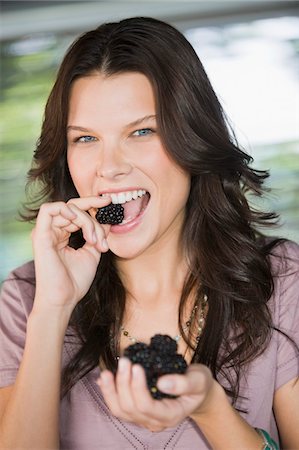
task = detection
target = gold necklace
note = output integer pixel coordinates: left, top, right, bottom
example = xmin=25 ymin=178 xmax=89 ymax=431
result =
xmin=120 ymin=294 xmax=208 ymax=345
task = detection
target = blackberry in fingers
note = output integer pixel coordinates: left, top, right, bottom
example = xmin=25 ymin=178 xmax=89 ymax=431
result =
xmin=96 ymin=203 xmax=124 ymax=225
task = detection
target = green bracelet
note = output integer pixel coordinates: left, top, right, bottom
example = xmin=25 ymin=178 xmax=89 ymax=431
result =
xmin=255 ymin=428 xmax=280 ymax=450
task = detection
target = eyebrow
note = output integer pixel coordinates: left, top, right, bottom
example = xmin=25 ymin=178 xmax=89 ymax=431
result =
xmin=67 ymin=125 xmax=91 ymax=133
xmin=126 ymin=114 xmax=157 ymax=128
xmin=67 ymin=114 xmax=157 ymax=133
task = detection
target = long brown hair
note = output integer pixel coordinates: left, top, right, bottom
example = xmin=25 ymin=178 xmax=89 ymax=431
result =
xmin=24 ymin=17 xmax=283 ymax=405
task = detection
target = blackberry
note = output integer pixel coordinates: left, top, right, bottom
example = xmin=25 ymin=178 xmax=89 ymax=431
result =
xmin=96 ymin=203 xmax=124 ymax=225
xmin=150 ymin=334 xmax=178 ymax=355
xmin=123 ymin=334 xmax=188 ymax=400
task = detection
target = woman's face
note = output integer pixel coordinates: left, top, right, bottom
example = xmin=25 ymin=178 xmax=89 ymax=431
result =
xmin=67 ymin=72 xmax=190 ymax=258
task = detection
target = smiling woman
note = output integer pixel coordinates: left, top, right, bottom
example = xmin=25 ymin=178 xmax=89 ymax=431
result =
xmin=0 ymin=16 xmax=298 ymax=450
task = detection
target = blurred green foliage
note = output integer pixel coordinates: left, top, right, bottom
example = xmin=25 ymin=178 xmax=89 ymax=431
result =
xmin=0 ymin=36 xmax=60 ymax=280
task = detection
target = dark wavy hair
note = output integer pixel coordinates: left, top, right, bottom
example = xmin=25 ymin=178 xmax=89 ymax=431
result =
xmin=24 ymin=17 xmax=282 ymax=405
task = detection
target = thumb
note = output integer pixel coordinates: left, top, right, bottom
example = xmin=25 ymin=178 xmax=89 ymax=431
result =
xmin=157 ymin=364 xmax=213 ymax=396
xmin=101 ymin=223 xmax=111 ymax=237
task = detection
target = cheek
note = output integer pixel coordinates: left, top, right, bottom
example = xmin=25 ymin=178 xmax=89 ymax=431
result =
xmin=158 ymin=154 xmax=190 ymax=195
xmin=150 ymin=146 xmax=183 ymax=179
xmin=166 ymin=169 xmax=190 ymax=210
xmin=67 ymin=153 xmax=92 ymax=194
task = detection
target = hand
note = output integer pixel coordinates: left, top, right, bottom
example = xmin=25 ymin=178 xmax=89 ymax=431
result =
xmin=31 ymin=196 xmax=111 ymax=314
xmin=97 ymin=358 xmax=219 ymax=432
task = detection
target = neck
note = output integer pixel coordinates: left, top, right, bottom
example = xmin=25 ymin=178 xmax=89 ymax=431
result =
xmin=116 ymin=231 xmax=188 ymax=309
xmin=114 ymin=225 xmax=197 ymax=350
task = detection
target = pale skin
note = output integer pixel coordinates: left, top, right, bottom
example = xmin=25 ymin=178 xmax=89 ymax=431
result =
xmin=0 ymin=72 xmax=298 ymax=449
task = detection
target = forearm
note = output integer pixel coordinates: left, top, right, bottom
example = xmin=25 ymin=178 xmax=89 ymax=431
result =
xmin=0 ymin=305 xmax=70 ymax=449
xmin=191 ymin=381 xmax=264 ymax=450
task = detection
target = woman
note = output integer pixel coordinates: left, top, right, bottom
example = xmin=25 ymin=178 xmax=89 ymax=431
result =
xmin=0 ymin=17 xmax=298 ymax=449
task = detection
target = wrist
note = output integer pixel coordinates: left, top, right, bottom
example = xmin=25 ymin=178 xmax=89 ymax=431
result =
xmin=29 ymin=302 xmax=72 ymax=335
xmin=190 ymin=382 xmax=265 ymax=450
xmin=190 ymin=379 xmax=227 ymax=423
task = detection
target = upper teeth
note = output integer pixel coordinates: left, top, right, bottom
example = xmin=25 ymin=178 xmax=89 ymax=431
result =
xmin=101 ymin=189 xmax=146 ymax=204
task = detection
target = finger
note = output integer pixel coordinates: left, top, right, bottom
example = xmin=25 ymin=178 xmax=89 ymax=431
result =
xmin=67 ymin=201 xmax=111 ymax=251
xmin=67 ymin=195 xmax=111 ymax=212
xmin=51 ymin=215 xmax=76 ymax=230
xmin=77 ymin=198 xmax=112 ymax=245
xmin=53 ymin=211 xmax=109 ymax=253
xmin=130 ymin=364 xmax=157 ymax=414
xmin=157 ymin=364 xmax=213 ymax=397
xmin=114 ymin=358 xmax=137 ymax=413
xmin=89 ymin=217 xmax=110 ymax=253
xmin=130 ymin=365 xmax=174 ymax=429
xmin=35 ymin=202 xmax=77 ymax=235
xmin=97 ymin=370 xmax=124 ymax=418
xmin=67 ymin=203 xmax=97 ymax=245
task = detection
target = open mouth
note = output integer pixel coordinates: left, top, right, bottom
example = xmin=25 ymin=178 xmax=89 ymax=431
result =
xmin=99 ymin=189 xmax=150 ymax=226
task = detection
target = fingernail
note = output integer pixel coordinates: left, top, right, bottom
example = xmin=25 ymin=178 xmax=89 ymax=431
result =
xmin=118 ymin=357 xmax=129 ymax=373
xmin=132 ymin=364 xmax=143 ymax=378
xmin=157 ymin=378 xmax=174 ymax=392
xmin=102 ymin=238 xmax=109 ymax=250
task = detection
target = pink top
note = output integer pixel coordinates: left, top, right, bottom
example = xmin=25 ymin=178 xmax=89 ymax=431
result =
xmin=0 ymin=241 xmax=298 ymax=449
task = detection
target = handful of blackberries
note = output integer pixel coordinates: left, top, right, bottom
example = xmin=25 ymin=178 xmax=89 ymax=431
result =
xmin=123 ymin=334 xmax=188 ymax=399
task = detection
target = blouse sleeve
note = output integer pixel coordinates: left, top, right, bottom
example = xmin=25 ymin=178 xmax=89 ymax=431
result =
xmin=272 ymin=241 xmax=299 ymax=390
xmin=0 ymin=262 xmax=35 ymax=387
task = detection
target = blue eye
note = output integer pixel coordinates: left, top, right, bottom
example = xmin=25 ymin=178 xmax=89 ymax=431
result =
xmin=132 ymin=128 xmax=154 ymax=137
xmin=76 ymin=135 xmax=97 ymax=143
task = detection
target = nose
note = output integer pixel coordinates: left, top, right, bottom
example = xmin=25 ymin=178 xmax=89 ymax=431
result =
xmin=96 ymin=142 xmax=132 ymax=180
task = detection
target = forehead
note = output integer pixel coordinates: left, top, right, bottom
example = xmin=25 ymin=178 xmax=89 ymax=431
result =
xmin=68 ymin=72 xmax=157 ymax=127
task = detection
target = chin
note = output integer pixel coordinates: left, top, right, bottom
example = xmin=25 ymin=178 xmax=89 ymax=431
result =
xmin=107 ymin=236 xmax=153 ymax=260
xmin=108 ymin=245 xmax=143 ymax=260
